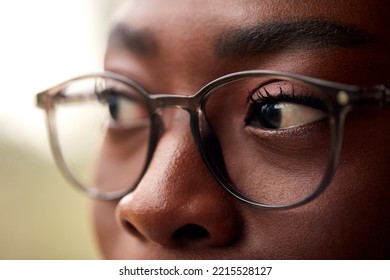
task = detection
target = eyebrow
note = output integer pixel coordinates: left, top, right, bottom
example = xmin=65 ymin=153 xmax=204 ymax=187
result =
xmin=215 ymin=20 xmax=375 ymax=57
xmin=107 ymin=24 xmax=158 ymax=55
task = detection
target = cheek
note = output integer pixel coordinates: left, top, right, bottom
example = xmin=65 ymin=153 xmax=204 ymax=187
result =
xmin=91 ymin=200 xmax=123 ymax=259
xmin=242 ymin=185 xmax=389 ymax=259
xmin=338 ymin=109 xmax=390 ymax=197
xmin=238 ymin=203 xmax=340 ymax=259
xmin=299 ymin=109 xmax=390 ymax=256
xmin=241 ymin=109 xmax=390 ymax=259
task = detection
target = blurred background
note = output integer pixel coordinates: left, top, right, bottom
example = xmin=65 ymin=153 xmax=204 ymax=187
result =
xmin=0 ymin=0 xmax=119 ymax=259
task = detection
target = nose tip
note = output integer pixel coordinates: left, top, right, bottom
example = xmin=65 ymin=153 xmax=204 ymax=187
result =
xmin=117 ymin=188 xmax=242 ymax=248
xmin=120 ymin=219 xmax=212 ymax=247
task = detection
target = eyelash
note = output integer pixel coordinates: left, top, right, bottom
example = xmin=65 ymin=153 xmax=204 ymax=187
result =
xmin=249 ymin=83 xmax=326 ymax=106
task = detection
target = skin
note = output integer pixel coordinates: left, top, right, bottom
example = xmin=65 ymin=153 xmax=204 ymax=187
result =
xmin=92 ymin=0 xmax=390 ymax=259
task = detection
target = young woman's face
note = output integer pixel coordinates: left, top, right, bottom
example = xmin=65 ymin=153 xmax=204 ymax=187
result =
xmin=92 ymin=0 xmax=390 ymax=259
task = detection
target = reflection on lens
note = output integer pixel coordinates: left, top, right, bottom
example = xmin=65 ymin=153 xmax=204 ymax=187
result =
xmin=52 ymin=77 xmax=151 ymax=198
xmin=202 ymin=77 xmax=332 ymax=206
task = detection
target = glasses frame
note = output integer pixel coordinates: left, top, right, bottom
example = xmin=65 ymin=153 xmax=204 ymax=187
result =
xmin=36 ymin=70 xmax=390 ymax=209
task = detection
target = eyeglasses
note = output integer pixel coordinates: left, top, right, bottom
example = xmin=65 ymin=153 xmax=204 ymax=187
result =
xmin=36 ymin=70 xmax=390 ymax=209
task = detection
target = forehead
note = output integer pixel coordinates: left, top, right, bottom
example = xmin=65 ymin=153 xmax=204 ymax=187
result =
xmin=111 ymin=0 xmax=389 ymax=56
xmin=113 ymin=0 xmax=389 ymax=28
xmin=106 ymin=0 xmax=389 ymax=89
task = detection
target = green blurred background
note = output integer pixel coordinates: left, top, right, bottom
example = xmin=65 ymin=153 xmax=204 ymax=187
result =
xmin=0 ymin=0 xmax=119 ymax=259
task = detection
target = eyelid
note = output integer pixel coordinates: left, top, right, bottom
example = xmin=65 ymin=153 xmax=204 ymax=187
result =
xmin=250 ymin=93 xmax=327 ymax=111
xmin=99 ymin=87 xmax=146 ymax=105
xmin=248 ymin=81 xmax=328 ymax=112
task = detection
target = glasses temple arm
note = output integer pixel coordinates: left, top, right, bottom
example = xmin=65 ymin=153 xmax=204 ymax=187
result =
xmin=36 ymin=90 xmax=101 ymax=110
xmin=353 ymin=85 xmax=390 ymax=106
xmin=383 ymin=85 xmax=390 ymax=105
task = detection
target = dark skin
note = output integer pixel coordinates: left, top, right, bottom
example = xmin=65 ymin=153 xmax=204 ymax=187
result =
xmin=92 ymin=0 xmax=390 ymax=259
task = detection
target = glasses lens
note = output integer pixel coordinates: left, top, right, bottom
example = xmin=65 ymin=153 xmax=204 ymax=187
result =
xmin=202 ymin=76 xmax=332 ymax=207
xmin=52 ymin=76 xmax=151 ymax=198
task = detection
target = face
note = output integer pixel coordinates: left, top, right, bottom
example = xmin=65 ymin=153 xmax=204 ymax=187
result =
xmin=92 ymin=0 xmax=390 ymax=259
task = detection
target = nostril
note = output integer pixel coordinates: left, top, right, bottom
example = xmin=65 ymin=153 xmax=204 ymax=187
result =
xmin=173 ymin=224 xmax=209 ymax=242
xmin=122 ymin=220 xmax=146 ymax=241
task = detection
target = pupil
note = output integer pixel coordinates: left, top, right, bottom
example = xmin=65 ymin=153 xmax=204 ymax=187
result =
xmin=258 ymin=103 xmax=282 ymax=129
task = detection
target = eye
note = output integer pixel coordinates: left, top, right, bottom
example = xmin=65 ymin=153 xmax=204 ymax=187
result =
xmin=246 ymin=82 xmax=328 ymax=130
xmin=107 ymin=94 xmax=132 ymax=122
xmin=100 ymin=88 xmax=149 ymax=127
xmin=250 ymin=102 xmax=327 ymax=129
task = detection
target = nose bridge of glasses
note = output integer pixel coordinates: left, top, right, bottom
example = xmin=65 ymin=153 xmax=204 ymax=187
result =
xmin=151 ymin=94 xmax=198 ymax=112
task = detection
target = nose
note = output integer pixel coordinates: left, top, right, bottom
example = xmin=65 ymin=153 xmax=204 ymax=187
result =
xmin=116 ymin=110 xmax=242 ymax=248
